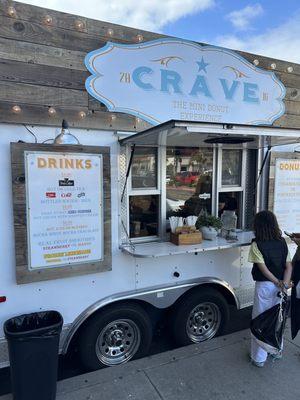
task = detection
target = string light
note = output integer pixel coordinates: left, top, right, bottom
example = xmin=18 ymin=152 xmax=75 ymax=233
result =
xmin=48 ymin=107 xmax=56 ymax=117
xmin=75 ymin=20 xmax=85 ymax=31
xmin=270 ymin=63 xmax=276 ymax=70
xmin=12 ymin=105 xmax=22 ymax=114
xmin=253 ymin=59 xmax=259 ymax=66
xmin=287 ymin=66 xmax=294 ymax=73
xmin=78 ymin=111 xmax=87 ymax=119
xmin=7 ymin=6 xmax=17 ymax=17
xmin=136 ymin=34 xmax=144 ymax=42
xmin=290 ymin=90 xmax=298 ymax=99
xmin=44 ymin=15 xmax=53 ymax=25
xmin=107 ymin=28 xmax=114 ymax=37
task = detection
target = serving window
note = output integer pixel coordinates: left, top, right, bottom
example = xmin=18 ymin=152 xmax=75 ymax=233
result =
xmin=127 ymin=144 xmax=248 ymax=242
xmin=166 ymin=147 xmax=214 ymax=218
xmin=131 ymin=147 xmax=158 ymax=189
xmin=218 ymin=148 xmax=245 ymax=228
xmin=221 ymin=149 xmax=242 ymax=187
xmin=129 ymin=195 xmax=159 ymax=238
xmin=128 ymin=146 xmax=160 ymax=240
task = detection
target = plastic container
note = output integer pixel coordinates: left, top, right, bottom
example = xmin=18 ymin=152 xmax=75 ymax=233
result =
xmin=4 ymin=310 xmax=63 ymax=400
xmin=220 ymin=210 xmax=237 ymax=238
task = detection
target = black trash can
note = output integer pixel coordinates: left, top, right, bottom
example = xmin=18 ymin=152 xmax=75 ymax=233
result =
xmin=4 ymin=310 xmax=63 ymax=400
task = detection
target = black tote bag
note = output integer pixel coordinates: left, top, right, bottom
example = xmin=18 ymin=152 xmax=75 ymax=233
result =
xmin=251 ymin=292 xmax=289 ymax=354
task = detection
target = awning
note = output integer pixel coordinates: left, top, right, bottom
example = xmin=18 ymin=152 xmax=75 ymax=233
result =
xmin=119 ymin=120 xmax=300 ymax=149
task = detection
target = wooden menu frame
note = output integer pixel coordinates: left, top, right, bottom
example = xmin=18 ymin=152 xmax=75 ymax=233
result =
xmin=11 ymin=142 xmax=111 ymax=284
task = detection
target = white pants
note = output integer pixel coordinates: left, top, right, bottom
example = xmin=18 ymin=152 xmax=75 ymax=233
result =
xmin=251 ymin=281 xmax=281 ymax=363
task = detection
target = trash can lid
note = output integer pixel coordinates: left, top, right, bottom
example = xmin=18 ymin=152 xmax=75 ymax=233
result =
xmin=4 ymin=310 xmax=63 ymax=338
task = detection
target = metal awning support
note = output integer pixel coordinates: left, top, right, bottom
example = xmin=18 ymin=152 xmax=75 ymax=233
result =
xmin=255 ymin=145 xmax=272 ymax=189
xmin=121 ymin=144 xmax=135 ymax=203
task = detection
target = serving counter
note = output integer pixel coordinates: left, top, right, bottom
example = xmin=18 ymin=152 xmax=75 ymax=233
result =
xmin=121 ymin=231 xmax=254 ymax=258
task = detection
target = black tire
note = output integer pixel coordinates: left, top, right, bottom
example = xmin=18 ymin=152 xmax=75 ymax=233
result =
xmin=78 ymin=302 xmax=152 ymax=370
xmin=172 ymin=287 xmax=229 ymax=346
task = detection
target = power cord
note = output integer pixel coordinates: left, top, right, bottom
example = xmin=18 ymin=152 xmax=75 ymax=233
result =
xmin=22 ymin=124 xmax=37 ymax=143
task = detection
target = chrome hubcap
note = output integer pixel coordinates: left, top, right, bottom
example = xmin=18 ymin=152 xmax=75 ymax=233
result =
xmin=96 ymin=319 xmax=140 ymax=366
xmin=186 ymin=302 xmax=221 ymax=342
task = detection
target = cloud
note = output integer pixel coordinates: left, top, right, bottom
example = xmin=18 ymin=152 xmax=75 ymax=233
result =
xmin=19 ymin=0 xmax=215 ymax=31
xmin=215 ymin=12 xmax=300 ymax=63
xmin=225 ymin=3 xmax=263 ymax=31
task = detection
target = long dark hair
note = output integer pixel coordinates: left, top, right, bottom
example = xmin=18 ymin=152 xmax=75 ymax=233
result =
xmin=254 ymin=210 xmax=282 ymax=241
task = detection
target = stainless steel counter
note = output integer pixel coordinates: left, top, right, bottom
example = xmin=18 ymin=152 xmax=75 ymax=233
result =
xmin=121 ymin=231 xmax=254 ymax=258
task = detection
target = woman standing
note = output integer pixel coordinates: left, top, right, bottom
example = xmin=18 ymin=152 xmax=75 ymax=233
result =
xmin=248 ymin=211 xmax=293 ymax=367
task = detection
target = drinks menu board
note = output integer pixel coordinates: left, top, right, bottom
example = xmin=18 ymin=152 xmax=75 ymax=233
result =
xmin=25 ymin=151 xmax=103 ymax=270
xmin=273 ymin=158 xmax=300 ymax=234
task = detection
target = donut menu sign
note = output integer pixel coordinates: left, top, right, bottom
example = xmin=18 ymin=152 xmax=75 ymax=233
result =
xmin=273 ymin=158 xmax=300 ymax=234
xmin=25 ymin=151 xmax=103 ymax=270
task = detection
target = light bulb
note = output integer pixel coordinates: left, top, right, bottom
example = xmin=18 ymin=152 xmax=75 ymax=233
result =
xmin=287 ymin=66 xmax=293 ymax=73
xmin=107 ymin=28 xmax=114 ymax=36
xmin=54 ymin=119 xmax=80 ymax=145
xmin=136 ymin=34 xmax=144 ymax=42
xmin=79 ymin=111 xmax=87 ymax=119
xmin=110 ymin=114 xmax=116 ymax=121
xmin=12 ymin=105 xmax=21 ymax=114
xmin=270 ymin=63 xmax=276 ymax=70
xmin=7 ymin=6 xmax=17 ymax=17
xmin=75 ymin=20 xmax=85 ymax=31
xmin=48 ymin=107 xmax=56 ymax=116
xmin=44 ymin=15 xmax=53 ymax=25
xmin=253 ymin=59 xmax=259 ymax=66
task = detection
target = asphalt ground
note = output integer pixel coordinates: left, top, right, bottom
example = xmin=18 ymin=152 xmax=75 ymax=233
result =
xmin=0 ymin=305 xmax=252 ymax=396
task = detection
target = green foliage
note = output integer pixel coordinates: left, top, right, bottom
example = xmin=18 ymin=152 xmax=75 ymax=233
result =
xmin=196 ymin=212 xmax=222 ymax=230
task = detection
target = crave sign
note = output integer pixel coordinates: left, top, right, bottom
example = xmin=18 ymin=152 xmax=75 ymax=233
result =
xmin=25 ymin=151 xmax=103 ymax=270
xmin=85 ymin=39 xmax=285 ymax=126
xmin=273 ymin=159 xmax=300 ymax=234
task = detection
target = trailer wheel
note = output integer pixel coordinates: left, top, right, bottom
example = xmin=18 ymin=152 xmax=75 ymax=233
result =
xmin=78 ymin=302 xmax=152 ymax=370
xmin=172 ymin=288 xmax=229 ymax=346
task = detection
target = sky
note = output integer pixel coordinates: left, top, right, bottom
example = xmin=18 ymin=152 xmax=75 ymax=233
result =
xmin=18 ymin=0 xmax=300 ymax=63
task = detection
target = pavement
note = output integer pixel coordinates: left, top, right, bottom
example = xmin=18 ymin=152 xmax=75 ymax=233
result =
xmin=1 ymin=323 xmax=300 ymax=400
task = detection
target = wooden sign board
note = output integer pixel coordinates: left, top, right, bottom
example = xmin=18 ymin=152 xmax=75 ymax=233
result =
xmin=11 ymin=142 xmax=111 ymax=284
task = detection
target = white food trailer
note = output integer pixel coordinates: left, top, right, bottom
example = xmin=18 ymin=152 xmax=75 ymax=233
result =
xmin=0 ymin=2 xmax=300 ymax=371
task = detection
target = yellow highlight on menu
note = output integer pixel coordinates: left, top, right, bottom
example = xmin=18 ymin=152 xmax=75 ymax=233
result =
xmin=44 ymin=249 xmax=91 ymax=259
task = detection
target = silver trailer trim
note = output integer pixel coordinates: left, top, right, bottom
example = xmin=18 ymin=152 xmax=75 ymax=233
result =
xmin=61 ymin=277 xmax=239 ymax=354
